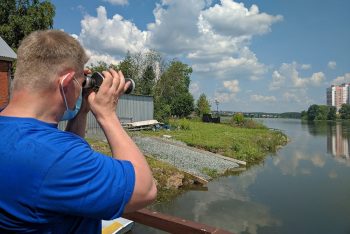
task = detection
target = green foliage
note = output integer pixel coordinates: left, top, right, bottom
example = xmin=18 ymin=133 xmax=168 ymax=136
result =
xmin=154 ymin=98 xmax=171 ymax=123
xmin=231 ymin=113 xmax=244 ymax=125
xmin=307 ymin=104 xmax=320 ymax=121
xmin=142 ymin=119 xmax=288 ymax=163
xmin=315 ymin=105 xmax=329 ymax=121
xmin=201 ymin=167 xmax=219 ymax=178
xmin=279 ymin=112 xmax=301 ymax=118
xmin=139 ymin=65 xmax=155 ymax=95
xmin=339 ymin=104 xmax=350 ymax=119
xmin=195 ymin=93 xmax=211 ymax=116
xmin=242 ymin=119 xmax=267 ymax=129
xmin=87 ymin=61 xmax=109 ymax=73
xmin=0 ymin=0 xmax=55 ymax=50
xmin=154 ymin=60 xmax=194 ymax=119
xmin=169 ymin=118 xmax=191 ymax=130
xmin=305 ymin=104 xmax=335 ymax=121
xmin=301 ymin=110 xmax=308 ymax=120
xmin=171 ymin=92 xmax=194 ymax=118
xmin=87 ymin=53 xmax=195 ymax=121
xmin=327 ymin=106 xmax=337 ymax=120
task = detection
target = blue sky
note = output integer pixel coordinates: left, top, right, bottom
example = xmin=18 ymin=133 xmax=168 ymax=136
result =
xmin=51 ymin=0 xmax=350 ymax=113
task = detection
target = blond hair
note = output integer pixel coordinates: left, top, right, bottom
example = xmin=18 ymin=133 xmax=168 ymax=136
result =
xmin=14 ymin=30 xmax=89 ymax=91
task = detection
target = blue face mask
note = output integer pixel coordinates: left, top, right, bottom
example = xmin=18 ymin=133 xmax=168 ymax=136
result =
xmin=61 ymin=93 xmax=82 ymax=121
xmin=60 ymin=75 xmax=82 ymax=121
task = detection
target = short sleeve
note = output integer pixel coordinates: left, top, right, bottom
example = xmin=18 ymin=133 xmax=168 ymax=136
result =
xmin=36 ymin=139 xmax=135 ymax=221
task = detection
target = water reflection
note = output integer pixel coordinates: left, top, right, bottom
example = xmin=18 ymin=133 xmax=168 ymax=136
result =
xmin=137 ymin=119 xmax=350 ymax=234
xmin=302 ymin=121 xmax=350 ymax=165
xmin=150 ymin=166 xmax=282 ymax=234
xmin=327 ymin=123 xmax=350 ymax=160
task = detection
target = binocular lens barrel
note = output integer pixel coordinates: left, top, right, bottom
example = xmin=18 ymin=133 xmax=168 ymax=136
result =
xmin=83 ymin=72 xmax=135 ymax=94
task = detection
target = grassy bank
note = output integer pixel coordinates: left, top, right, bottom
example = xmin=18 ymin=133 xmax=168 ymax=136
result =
xmin=87 ymin=138 xmax=194 ymax=203
xmin=140 ymin=119 xmax=288 ymax=163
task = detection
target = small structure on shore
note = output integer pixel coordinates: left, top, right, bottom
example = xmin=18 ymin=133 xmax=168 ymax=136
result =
xmin=202 ymin=113 xmax=220 ymax=123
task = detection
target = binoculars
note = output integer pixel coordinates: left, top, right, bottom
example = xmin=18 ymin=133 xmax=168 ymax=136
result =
xmin=83 ymin=72 xmax=135 ymax=94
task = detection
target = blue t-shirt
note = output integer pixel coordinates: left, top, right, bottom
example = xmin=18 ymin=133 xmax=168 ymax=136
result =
xmin=0 ymin=116 xmax=135 ymax=233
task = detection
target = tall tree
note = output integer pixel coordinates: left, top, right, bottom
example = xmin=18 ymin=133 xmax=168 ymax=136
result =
xmin=327 ymin=106 xmax=337 ymax=120
xmin=307 ymin=104 xmax=320 ymax=121
xmin=315 ymin=105 xmax=329 ymax=120
xmin=0 ymin=0 xmax=55 ymax=50
xmin=139 ymin=65 xmax=155 ymax=95
xmin=87 ymin=61 xmax=109 ymax=73
xmin=154 ymin=60 xmax=194 ymax=119
xmin=195 ymin=93 xmax=211 ymax=116
xmin=339 ymin=104 xmax=350 ymax=119
xmin=118 ymin=51 xmax=134 ymax=80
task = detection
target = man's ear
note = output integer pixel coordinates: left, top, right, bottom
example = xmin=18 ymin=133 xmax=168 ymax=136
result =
xmin=59 ymin=71 xmax=76 ymax=90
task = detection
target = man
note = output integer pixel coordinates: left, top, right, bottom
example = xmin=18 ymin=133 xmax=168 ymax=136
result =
xmin=0 ymin=30 xmax=157 ymax=233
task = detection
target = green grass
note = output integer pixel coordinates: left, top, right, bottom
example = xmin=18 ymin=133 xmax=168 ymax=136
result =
xmin=200 ymin=167 xmax=219 ymax=178
xmin=141 ymin=119 xmax=288 ymax=163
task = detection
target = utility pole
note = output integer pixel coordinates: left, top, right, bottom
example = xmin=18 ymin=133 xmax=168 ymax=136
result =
xmin=215 ymin=99 xmax=219 ymax=116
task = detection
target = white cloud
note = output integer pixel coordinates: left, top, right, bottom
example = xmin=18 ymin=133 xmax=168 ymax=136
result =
xmin=269 ymin=70 xmax=285 ymax=90
xmin=85 ymin=49 xmax=121 ymax=66
xmin=192 ymin=50 xmax=267 ymax=80
xmin=146 ymin=0 xmax=280 ymax=80
xmin=331 ymin=73 xmax=350 ymax=85
xmin=250 ymin=94 xmax=276 ymax=102
xmin=328 ymin=61 xmax=336 ymax=70
xmin=270 ymin=62 xmax=325 ymax=89
xmin=310 ymin=72 xmax=326 ymax=86
xmin=147 ymin=0 xmax=206 ymax=55
xmin=311 ymin=155 xmax=325 ymax=168
xmin=223 ymin=80 xmax=240 ymax=93
xmin=190 ymin=82 xmax=200 ymax=97
xmin=214 ymin=79 xmax=239 ymax=103
xmin=77 ymin=1 xmax=281 ymax=84
xmin=301 ymin=64 xmax=311 ymax=70
xmin=283 ymin=92 xmax=300 ymax=103
xmin=199 ymin=0 xmax=282 ymax=37
xmin=103 ymin=0 xmax=128 ymax=5
xmin=79 ymin=6 xmax=147 ymax=60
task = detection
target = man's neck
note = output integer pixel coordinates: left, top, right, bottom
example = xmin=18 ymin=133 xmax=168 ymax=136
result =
xmin=0 ymin=89 xmax=64 ymax=123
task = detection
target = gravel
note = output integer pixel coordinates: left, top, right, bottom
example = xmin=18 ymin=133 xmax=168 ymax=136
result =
xmin=133 ymin=136 xmax=239 ymax=180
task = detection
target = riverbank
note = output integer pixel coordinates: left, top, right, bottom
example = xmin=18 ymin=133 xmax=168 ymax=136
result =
xmin=87 ymin=119 xmax=288 ymax=202
xmin=140 ymin=119 xmax=288 ymax=163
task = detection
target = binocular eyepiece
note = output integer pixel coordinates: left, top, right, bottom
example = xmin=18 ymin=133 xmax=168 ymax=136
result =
xmin=83 ymin=72 xmax=135 ymax=94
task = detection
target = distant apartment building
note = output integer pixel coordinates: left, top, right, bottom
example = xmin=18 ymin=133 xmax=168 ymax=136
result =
xmin=327 ymin=83 xmax=350 ymax=111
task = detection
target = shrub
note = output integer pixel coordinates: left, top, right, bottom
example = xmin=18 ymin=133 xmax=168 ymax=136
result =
xmin=231 ymin=113 xmax=245 ymax=126
xmin=170 ymin=118 xmax=191 ymax=130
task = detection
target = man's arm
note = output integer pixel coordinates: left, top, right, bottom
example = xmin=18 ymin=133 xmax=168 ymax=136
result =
xmin=65 ymin=110 xmax=88 ymax=138
xmin=88 ymin=69 xmax=157 ymax=212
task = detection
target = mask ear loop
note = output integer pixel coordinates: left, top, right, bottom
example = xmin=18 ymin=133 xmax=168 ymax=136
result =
xmin=60 ymin=74 xmax=70 ymax=111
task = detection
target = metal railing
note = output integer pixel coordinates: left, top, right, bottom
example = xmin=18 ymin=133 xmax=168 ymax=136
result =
xmin=123 ymin=209 xmax=234 ymax=234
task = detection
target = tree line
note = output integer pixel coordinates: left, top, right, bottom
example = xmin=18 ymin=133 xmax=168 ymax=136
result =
xmin=88 ymin=51 xmax=213 ymax=122
xmin=300 ymin=104 xmax=350 ymax=121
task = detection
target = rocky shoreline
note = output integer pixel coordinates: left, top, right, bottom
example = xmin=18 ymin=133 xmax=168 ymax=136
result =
xmin=133 ymin=136 xmax=241 ymax=181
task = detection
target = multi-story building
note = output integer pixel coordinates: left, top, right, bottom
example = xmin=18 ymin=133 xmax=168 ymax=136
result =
xmin=327 ymin=83 xmax=350 ymax=111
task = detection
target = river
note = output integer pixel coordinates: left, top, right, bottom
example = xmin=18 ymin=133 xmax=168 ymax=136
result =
xmin=133 ymin=118 xmax=350 ymax=234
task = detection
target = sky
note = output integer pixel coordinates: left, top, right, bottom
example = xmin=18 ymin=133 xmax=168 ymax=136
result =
xmin=51 ymin=0 xmax=350 ymax=113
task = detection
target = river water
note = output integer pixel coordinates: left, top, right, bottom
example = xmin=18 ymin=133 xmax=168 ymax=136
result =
xmin=133 ymin=118 xmax=350 ymax=234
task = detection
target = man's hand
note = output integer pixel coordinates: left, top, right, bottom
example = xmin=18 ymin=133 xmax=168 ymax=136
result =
xmin=78 ymin=68 xmax=92 ymax=114
xmin=87 ymin=69 xmax=129 ymax=121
